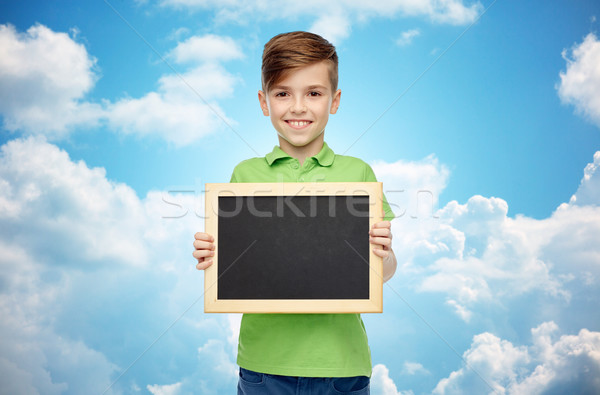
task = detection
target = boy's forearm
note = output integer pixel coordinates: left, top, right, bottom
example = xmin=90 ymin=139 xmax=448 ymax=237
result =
xmin=382 ymin=249 xmax=397 ymax=283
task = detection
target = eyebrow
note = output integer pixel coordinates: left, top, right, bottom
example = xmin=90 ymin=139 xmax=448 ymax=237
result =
xmin=271 ymin=84 xmax=329 ymax=91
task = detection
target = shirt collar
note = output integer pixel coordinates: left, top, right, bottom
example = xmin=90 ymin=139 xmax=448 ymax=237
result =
xmin=313 ymin=142 xmax=335 ymax=166
xmin=265 ymin=145 xmax=290 ymax=165
xmin=265 ymin=142 xmax=335 ymax=167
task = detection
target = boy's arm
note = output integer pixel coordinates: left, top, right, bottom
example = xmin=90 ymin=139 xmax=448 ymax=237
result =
xmin=370 ymin=220 xmax=397 ymax=283
xmin=363 ymin=163 xmax=396 ymax=282
xmin=383 ymin=249 xmax=397 ymax=283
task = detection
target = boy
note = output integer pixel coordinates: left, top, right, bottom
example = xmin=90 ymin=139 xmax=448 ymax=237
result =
xmin=193 ymin=31 xmax=396 ymax=394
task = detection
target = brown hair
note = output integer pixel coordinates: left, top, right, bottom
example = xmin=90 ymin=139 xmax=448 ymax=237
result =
xmin=261 ymin=31 xmax=338 ymax=93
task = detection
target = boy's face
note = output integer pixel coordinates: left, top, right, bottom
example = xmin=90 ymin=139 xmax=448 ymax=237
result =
xmin=259 ymin=61 xmax=341 ymax=155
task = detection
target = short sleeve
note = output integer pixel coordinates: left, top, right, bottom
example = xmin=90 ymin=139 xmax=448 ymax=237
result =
xmin=230 ymin=162 xmax=243 ymax=183
xmin=363 ymin=163 xmax=395 ymax=222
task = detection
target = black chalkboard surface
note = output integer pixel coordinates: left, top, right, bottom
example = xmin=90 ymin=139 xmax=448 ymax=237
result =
xmin=204 ymin=183 xmax=384 ymax=313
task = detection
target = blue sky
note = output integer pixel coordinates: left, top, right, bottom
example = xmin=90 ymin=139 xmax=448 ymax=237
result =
xmin=1 ymin=1 xmax=599 ymax=394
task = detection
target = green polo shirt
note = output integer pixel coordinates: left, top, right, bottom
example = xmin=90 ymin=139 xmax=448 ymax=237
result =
xmin=230 ymin=142 xmax=394 ymax=378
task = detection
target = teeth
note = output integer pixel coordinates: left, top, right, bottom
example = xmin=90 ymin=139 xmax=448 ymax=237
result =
xmin=289 ymin=121 xmax=310 ymax=127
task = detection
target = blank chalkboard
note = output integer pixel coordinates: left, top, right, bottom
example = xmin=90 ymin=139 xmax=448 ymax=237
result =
xmin=204 ymin=183 xmax=384 ymax=313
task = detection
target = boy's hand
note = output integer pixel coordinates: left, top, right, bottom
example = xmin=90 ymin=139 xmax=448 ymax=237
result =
xmin=369 ymin=221 xmax=392 ymax=258
xmin=193 ymin=232 xmax=215 ymax=270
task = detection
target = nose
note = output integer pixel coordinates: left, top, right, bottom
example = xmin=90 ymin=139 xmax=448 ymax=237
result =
xmin=291 ymin=96 xmax=306 ymax=113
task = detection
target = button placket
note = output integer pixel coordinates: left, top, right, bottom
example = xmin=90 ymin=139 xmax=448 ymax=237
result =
xmin=298 ymin=163 xmax=314 ymax=182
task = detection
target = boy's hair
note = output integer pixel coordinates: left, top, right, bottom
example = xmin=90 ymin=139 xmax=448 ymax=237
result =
xmin=261 ymin=31 xmax=338 ymax=93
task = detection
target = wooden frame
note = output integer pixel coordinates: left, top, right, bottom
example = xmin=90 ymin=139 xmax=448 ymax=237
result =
xmin=204 ymin=182 xmax=384 ymax=313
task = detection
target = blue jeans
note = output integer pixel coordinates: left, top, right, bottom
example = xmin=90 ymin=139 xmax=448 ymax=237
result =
xmin=237 ymin=367 xmax=370 ymax=395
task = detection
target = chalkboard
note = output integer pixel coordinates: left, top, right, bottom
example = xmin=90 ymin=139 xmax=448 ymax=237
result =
xmin=204 ymin=182 xmax=384 ymax=313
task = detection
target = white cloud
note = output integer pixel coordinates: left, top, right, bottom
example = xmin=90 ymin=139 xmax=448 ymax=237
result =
xmin=226 ymin=313 xmax=243 ymax=357
xmin=158 ymin=0 xmax=483 ymax=39
xmin=107 ymin=63 xmax=238 ymax=146
xmin=0 ymin=23 xmax=102 ymax=136
xmin=371 ymin=152 xmax=597 ymax=394
xmin=569 ymin=150 xmax=600 ymax=206
xmin=410 ymin=193 xmax=597 ymax=320
xmin=426 ymin=0 xmax=482 ymax=25
xmin=0 ymin=238 xmax=121 ymax=394
xmin=147 ymin=382 xmax=182 ymax=395
xmin=376 ymin=151 xmax=600 ymax=323
xmin=372 ymin=154 xmax=450 ymax=220
xmin=106 ymin=34 xmax=241 ymax=146
xmin=445 ymin=299 xmax=472 ymax=322
xmin=147 ymin=337 xmax=238 ymax=395
xmin=0 ymin=137 xmax=161 ymax=392
xmin=401 ymin=361 xmax=430 ymax=375
xmin=396 ymin=29 xmax=420 ymax=46
xmin=167 ymin=26 xmax=191 ymax=41
xmin=372 ymin=154 xmax=455 ymax=285
xmin=433 ymin=322 xmax=600 ymax=395
xmin=0 ymin=24 xmax=242 ymax=146
xmin=160 ymin=63 xmax=239 ymax=101
xmin=0 ymin=136 xmax=240 ymax=393
xmin=516 ymin=203 xmax=600 ymax=290
xmin=557 ymin=33 xmax=600 ymax=128
xmin=309 ymin=12 xmax=352 ymax=45
xmin=372 ymin=364 xmax=414 ymax=395
xmin=432 ymin=331 xmax=529 ymax=394
xmin=0 ymin=136 xmax=151 ymax=265
xmin=168 ymin=34 xmax=244 ymax=64
xmin=102 ymin=32 xmax=243 ymax=146
xmin=196 ymin=339 xmax=238 ymax=382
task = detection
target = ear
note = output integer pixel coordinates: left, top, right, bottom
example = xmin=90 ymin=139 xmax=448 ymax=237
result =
xmin=330 ymin=89 xmax=341 ymax=114
xmin=258 ymin=90 xmax=270 ymax=116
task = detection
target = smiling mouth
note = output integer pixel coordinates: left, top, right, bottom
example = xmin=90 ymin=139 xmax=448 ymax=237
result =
xmin=286 ymin=120 xmax=312 ymax=128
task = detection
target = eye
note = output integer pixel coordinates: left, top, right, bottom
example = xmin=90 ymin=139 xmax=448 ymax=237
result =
xmin=274 ymin=91 xmax=288 ymax=97
xmin=308 ymin=91 xmax=321 ymax=97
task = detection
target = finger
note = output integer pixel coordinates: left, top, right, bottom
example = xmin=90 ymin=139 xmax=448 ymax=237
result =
xmin=196 ymin=259 xmax=213 ymax=270
xmin=193 ymin=249 xmax=214 ymax=260
xmin=369 ymin=228 xmax=391 ymax=238
xmin=194 ymin=232 xmax=214 ymax=241
xmin=372 ymin=249 xmax=390 ymax=259
xmin=193 ymin=240 xmax=214 ymax=250
xmin=370 ymin=236 xmax=392 ymax=248
xmin=371 ymin=221 xmax=391 ymax=229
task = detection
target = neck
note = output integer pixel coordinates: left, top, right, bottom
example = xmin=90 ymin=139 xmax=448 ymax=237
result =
xmin=278 ymin=134 xmax=324 ymax=166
